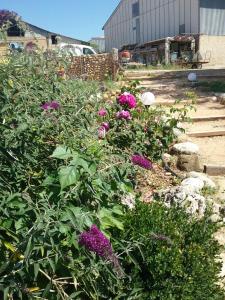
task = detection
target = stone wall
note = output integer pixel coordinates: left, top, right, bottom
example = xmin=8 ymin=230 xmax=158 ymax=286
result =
xmin=69 ymin=52 xmax=119 ymax=81
xmin=199 ymin=35 xmax=225 ymax=66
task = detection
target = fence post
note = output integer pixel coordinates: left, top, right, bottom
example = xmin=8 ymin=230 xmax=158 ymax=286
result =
xmin=112 ymin=48 xmax=119 ymax=80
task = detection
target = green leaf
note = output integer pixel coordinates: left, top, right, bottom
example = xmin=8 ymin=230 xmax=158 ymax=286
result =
xmin=59 ymin=165 xmax=79 ymax=189
xmin=98 ymin=208 xmax=124 ymax=231
xmin=51 ymin=145 xmax=75 ymax=160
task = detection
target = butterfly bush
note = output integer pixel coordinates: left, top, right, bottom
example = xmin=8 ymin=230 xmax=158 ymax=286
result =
xmin=131 ymin=155 xmax=153 ymax=170
xmin=116 ymin=110 xmax=131 ymax=120
xmin=79 ymin=225 xmax=113 ymax=257
xmin=118 ymin=92 xmax=137 ymax=109
xmin=41 ymin=101 xmax=60 ymax=110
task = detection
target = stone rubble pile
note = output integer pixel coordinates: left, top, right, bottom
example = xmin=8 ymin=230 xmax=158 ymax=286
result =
xmin=157 ymin=171 xmax=224 ymax=221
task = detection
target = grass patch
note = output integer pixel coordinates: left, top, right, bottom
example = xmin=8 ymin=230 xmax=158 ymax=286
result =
xmin=197 ymin=80 xmax=225 ymax=93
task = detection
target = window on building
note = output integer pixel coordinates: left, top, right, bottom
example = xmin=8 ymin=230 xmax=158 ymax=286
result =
xmin=7 ymin=21 xmax=24 ymax=37
xmin=179 ymin=24 xmax=185 ymax=34
xmin=51 ymin=35 xmax=57 ymax=45
xmin=132 ymin=1 xmax=140 ymax=18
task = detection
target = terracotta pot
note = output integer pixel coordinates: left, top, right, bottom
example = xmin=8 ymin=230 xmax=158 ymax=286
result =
xmin=120 ymin=50 xmax=131 ymax=59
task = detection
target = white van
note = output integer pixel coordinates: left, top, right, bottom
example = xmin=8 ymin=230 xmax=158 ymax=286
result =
xmin=58 ymin=43 xmax=97 ymax=56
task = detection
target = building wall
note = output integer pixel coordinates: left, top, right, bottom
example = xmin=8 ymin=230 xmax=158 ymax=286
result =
xmin=7 ymin=36 xmax=48 ymax=50
xmin=199 ymin=35 xmax=225 ymax=65
xmin=90 ymin=37 xmax=105 ymax=52
xmin=200 ymin=0 xmax=225 ymax=35
xmin=104 ymin=0 xmax=200 ymax=52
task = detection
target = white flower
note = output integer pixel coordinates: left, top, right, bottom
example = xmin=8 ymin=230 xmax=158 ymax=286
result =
xmin=121 ymin=193 xmax=136 ymax=210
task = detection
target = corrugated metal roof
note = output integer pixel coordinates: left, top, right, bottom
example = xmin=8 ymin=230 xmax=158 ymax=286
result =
xmin=25 ymin=22 xmax=89 ymax=45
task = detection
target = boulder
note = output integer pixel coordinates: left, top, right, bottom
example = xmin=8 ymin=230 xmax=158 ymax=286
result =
xmin=172 ymin=142 xmax=199 ymax=155
xmin=162 ymin=153 xmax=172 ymax=165
xmin=187 ymin=171 xmax=216 ymax=189
xmin=158 ymin=185 xmax=207 ymax=218
xmin=181 ymin=177 xmax=204 ymax=193
xmin=177 ymin=154 xmax=201 ymax=172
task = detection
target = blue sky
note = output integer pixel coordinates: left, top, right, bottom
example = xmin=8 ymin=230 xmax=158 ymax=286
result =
xmin=0 ymin=0 xmax=120 ymax=41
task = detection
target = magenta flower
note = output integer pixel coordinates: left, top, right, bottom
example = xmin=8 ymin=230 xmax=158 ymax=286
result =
xmin=98 ymin=108 xmax=107 ymax=117
xmin=79 ymin=225 xmax=124 ymax=277
xmin=98 ymin=126 xmax=106 ymax=139
xmin=131 ymin=155 xmax=153 ymax=170
xmin=79 ymin=225 xmax=113 ymax=258
xmin=50 ymin=101 xmax=60 ymax=109
xmin=116 ymin=110 xmax=131 ymax=120
xmin=101 ymin=122 xmax=110 ymax=131
xmin=118 ymin=92 xmax=137 ymax=109
xmin=41 ymin=101 xmax=60 ymax=110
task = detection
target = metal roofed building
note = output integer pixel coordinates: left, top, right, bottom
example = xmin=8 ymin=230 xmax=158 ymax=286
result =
xmin=103 ymin=0 xmax=225 ymax=66
xmin=0 ymin=11 xmax=89 ymax=52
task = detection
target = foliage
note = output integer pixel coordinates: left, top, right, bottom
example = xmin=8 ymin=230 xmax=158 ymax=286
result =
xmin=197 ymin=80 xmax=225 ymax=93
xmin=117 ymin=201 xmax=224 ymax=300
xmin=0 ymin=44 xmax=223 ymax=299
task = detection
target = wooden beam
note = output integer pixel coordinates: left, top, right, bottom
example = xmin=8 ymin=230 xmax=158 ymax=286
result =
xmin=187 ymin=130 xmax=225 ymax=137
xmin=191 ymin=115 xmax=225 ymax=122
xmin=204 ymin=164 xmax=225 ymax=176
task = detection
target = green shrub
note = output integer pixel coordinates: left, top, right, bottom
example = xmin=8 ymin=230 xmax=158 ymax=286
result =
xmin=117 ymin=202 xmax=224 ymax=300
xmin=0 ymin=41 xmax=223 ymax=299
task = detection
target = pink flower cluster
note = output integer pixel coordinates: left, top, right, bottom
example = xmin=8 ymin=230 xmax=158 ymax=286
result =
xmin=131 ymin=154 xmax=153 ymax=170
xmin=118 ymin=92 xmax=136 ymax=109
xmin=98 ymin=108 xmax=107 ymax=117
xmin=41 ymin=101 xmax=60 ymax=110
xmin=116 ymin=110 xmax=131 ymax=120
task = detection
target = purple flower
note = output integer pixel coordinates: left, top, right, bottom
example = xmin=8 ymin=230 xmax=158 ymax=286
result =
xmin=98 ymin=108 xmax=107 ymax=117
xmin=50 ymin=101 xmax=60 ymax=109
xmin=79 ymin=225 xmax=124 ymax=277
xmin=101 ymin=122 xmax=110 ymax=132
xmin=118 ymin=92 xmax=137 ymax=109
xmin=116 ymin=110 xmax=131 ymax=120
xmin=131 ymin=155 xmax=153 ymax=170
xmin=98 ymin=126 xmax=106 ymax=139
xmin=41 ymin=101 xmax=60 ymax=110
xmin=79 ymin=225 xmax=113 ymax=258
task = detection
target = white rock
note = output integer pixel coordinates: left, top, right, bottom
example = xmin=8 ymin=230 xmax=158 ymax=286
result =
xmin=172 ymin=142 xmax=199 ymax=155
xmin=141 ymin=92 xmax=155 ymax=106
xmin=211 ymin=96 xmax=218 ymax=102
xmin=181 ymin=178 xmax=204 ymax=193
xmin=188 ymin=172 xmax=216 ymax=189
xmin=188 ymin=72 xmax=197 ymax=82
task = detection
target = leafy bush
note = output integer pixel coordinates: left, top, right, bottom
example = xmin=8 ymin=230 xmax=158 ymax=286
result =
xmin=0 ymin=44 xmax=223 ymax=299
xmin=117 ymin=202 xmax=224 ymax=300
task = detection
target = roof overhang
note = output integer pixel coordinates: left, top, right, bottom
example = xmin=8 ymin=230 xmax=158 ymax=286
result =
xmin=102 ymin=0 xmax=124 ymax=30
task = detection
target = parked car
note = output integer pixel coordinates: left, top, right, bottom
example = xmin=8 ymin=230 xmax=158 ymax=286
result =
xmin=58 ymin=43 xmax=97 ymax=56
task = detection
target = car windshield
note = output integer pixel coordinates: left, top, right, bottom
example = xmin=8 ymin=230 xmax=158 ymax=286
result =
xmin=83 ymin=47 xmax=95 ymax=55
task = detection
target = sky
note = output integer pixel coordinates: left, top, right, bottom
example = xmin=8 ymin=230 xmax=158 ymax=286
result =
xmin=0 ymin=0 xmax=120 ymax=41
